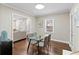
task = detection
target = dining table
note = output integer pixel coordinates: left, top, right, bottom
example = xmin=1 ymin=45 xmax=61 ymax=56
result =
xmin=26 ymin=34 xmax=49 ymax=54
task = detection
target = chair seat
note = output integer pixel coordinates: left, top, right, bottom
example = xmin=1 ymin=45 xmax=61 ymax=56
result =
xmin=36 ymin=41 xmax=44 ymax=47
xmin=31 ymin=40 xmax=37 ymax=44
xmin=39 ymin=42 xmax=44 ymax=47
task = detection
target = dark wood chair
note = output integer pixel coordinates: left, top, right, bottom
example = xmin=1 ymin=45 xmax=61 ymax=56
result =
xmin=37 ymin=34 xmax=51 ymax=55
xmin=27 ymin=33 xmax=51 ymax=55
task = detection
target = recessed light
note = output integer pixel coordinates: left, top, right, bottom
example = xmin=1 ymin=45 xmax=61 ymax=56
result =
xmin=35 ymin=4 xmax=45 ymax=10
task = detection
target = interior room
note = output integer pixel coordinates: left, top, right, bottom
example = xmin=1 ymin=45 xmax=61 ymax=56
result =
xmin=0 ymin=3 xmax=79 ymax=55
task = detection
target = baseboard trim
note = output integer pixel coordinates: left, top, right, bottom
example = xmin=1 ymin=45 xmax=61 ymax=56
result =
xmin=51 ymin=39 xmax=69 ymax=44
xmin=14 ymin=38 xmax=26 ymax=43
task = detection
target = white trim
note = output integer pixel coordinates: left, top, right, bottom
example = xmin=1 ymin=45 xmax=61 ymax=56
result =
xmin=45 ymin=18 xmax=55 ymax=34
xmin=1 ymin=4 xmax=33 ymax=16
xmin=51 ymin=39 xmax=69 ymax=44
xmin=12 ymin=12 xmax=27 ymax=19
xmin=69 ymin=12 xmax=72 ymax=50
xmin=63 ymin=50 xmax=72 ymax=55
xmin=69 ymin=12 xmax=73 ymax=51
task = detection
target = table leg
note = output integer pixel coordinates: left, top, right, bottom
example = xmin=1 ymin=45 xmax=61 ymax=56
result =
xmin=37 ymin=41 xmax=40 ymax=55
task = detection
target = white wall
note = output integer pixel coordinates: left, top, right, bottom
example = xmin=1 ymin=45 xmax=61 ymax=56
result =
xmin=12 ymin=7 xmax=36 ymax=33
xmin=70 ymin=4 xmax=79 ymax=51
xmin=12 ymin=6 xmax=36 ymax=41
xmin=0 ymin=4 xmax=70 ymax=43
xmin=13 ymin=31 xmax=26 ymax=41
xmin=36 ymin=13 xmax=70 ymax=43
xmin=0 ymin=4 xmax=36 ymax=41
xmin=0 ymin=5 xmax=12 ymax=40
xmin=26 ymin=17 xmax=36 ymax=34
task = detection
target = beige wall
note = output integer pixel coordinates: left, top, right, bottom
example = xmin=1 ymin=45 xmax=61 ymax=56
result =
xmin=36 ymin=13 xmax=70 ymax=43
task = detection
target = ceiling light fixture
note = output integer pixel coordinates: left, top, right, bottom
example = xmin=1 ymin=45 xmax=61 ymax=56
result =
xmin=35 ymin=4 xmax=45 ymax=10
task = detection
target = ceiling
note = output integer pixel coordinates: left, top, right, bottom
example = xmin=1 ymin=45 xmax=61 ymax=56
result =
xmin=6 ymin=3 xmax=74 ymax=16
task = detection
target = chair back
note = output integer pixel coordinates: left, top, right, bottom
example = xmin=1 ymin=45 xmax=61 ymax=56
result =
xmin=48 ymin=34 xmax=51 ymax=42
xmin=0 ymin=31 xmax=8 ymax=41
xmin=44 ymin=36 xmax=48 ymax=47
xmin=44 ymin=34 xmax=51 ymax=47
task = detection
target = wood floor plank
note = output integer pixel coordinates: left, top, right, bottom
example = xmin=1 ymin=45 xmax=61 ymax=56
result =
xmin=13 ymin=39 xmax=71 ymax=55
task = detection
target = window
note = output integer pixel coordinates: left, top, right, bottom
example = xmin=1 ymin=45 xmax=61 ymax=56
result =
xmin=45 ymin=19 xmax=54 ymax=34
xmin=12 ymin=13 xmax=27 ymax=32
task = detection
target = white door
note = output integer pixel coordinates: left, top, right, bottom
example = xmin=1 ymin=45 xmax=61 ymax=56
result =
xmin=71 ymin=10 xmax=79 ymax=52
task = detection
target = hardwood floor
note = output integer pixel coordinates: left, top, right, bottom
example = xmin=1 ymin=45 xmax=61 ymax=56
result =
xmin=48 ymin=41 xmax=71 ymax=55
xmin=13 ymin=39 xmax=27 ymax=55
xmin=13 ymin=39 xmax=71 ymax=55
xmin=13 ymin=39 xmax=38 ymax=55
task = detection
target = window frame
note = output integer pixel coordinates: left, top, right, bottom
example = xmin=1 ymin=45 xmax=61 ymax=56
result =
xmin=45 ymin=19 xmax=54 ymax=34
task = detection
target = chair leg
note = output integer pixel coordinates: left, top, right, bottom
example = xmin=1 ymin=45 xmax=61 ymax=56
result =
xmin=27 ymin=39 xmax=31 ymax=54
xmin=47 ymin=43 xmax=50 ymax=55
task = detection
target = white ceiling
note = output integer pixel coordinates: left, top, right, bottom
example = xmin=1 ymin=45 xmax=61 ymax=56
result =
xmin=6 ymin=3 xmax=74 ymax=16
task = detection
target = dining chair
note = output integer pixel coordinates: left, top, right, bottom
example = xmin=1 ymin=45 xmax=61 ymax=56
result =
xmin=0 ymin=31 xmax=12 ymax=55
xmin=46 ymin=34 xmax=51 ymax=54
xmin=36 ymin=34 xmax=51 ymax=55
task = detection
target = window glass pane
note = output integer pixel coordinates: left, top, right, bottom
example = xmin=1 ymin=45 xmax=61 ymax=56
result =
xmin=45 ymin=19 xmax=54 ymax=34
xmin=12 ymin=13 xmax=27 ymax=32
